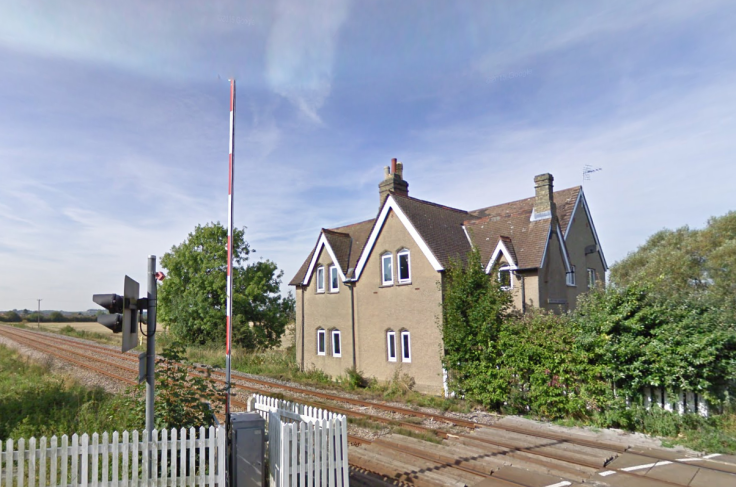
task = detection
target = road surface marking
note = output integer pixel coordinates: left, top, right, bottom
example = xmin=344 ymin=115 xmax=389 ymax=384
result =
xmin=544 ymin=482 xmax=571 ymax=487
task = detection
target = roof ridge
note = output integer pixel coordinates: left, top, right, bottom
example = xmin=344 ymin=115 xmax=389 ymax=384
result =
xmin=391 ymin=193 xmax=470 ymax=215
xmin=470 ymin=185 xmax=581 ymax=214
xmin=322 ymin=228 xmax=351 ymax=237
xmin=329 ymin=218 xmax=376 ymax=232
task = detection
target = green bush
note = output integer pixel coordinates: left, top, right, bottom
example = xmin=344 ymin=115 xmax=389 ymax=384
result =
xmin=132 ymin=342 xmax=224 ymax=431
xmin=342 ymin=367 xmax=371 ymax=390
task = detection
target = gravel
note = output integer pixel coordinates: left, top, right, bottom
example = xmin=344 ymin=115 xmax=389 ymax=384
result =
xmin=0 ymin=330 xmax=129 ymax=395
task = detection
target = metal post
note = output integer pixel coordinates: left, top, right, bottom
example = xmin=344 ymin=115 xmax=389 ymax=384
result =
xmin=225 ymin=78 xmax=236 ymax=422
xmin=225 ymin=77 xmax=236 ymax=487
xmin=146 ymin=256 xmax=157 ymax=464
xmin=37 ymin=299 xmax=42 ymax=328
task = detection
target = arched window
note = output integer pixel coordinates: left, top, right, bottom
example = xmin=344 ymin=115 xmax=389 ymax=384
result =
xmin=498 ymin=266 xmax=512 ymax=290
xmin=329 ymin=265 xmax=340 ymax=292
xmin=316 ymin=329 xmax=326 ymax=355
xmin=331 ymin=329 xmax=342 ymax=357
xmin=386 ymin=330 xmax=397 ymax=362
xmin=381 ymin=253 xmax=393 ymax=286
xmin=397 ymin=249 xmax=411 ymax=284
xmin=400 ymin=330 xmax=411 ymax=363
xmin=316 ymin=266 xmax=325 ymax=293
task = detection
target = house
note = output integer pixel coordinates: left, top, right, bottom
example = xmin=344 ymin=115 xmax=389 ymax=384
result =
xmin=289 ymin=160 xmax=607 ymax=394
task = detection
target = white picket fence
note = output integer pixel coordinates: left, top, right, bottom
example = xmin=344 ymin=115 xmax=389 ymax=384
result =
xmin=249 ymin=394 xmax=349 ymax=487
xmin=0 ymin=426 xmax=226 ymax=487
xmin=642 ymin=387 xmax=709 ymax=417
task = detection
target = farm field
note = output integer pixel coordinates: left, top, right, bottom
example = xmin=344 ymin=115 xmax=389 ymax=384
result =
xmin=42 ymin=322 xmax=115 ymax=334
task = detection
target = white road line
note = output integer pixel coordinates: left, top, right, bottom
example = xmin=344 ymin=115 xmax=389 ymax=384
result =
xmin=598 ymin=471 xmax=616 ymax=477
xmin=621 ymin=461 xmax=672 ymax=472
xmin=544 ymin=482 xmax=571 ymax=487
xmin=676 ymin=453 xmax=721 ymax=462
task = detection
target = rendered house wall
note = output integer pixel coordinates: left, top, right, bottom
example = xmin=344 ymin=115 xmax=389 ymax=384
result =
xmin=300 ymin=248 xmax=355 ymax=378
xmin=353 ymin=210 xmax=445 ymax=394
xmin=564 ymin=201 xmax=606 ymax=307
xmin=539 ymin=230 xmax=570 ymax=312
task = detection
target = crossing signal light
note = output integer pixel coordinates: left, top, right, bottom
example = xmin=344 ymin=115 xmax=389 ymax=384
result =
xmin=93 ymin=294 xmax=124 ymax=332
xmin=92 ymin=275 xmax=140 ymax=353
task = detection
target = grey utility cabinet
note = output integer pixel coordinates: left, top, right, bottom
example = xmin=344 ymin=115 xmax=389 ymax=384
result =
xmin=230 ymin=412 xmax=266 ymax=487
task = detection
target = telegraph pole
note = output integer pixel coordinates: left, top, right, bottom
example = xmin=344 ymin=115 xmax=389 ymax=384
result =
xmin=37 ymin=299 xmax=42 ymax=328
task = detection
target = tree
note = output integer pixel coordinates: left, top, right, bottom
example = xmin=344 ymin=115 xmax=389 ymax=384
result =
xmin=158 ymin=222 xmax=294 ymax=349
xmin=47 ymin=311 xmax=66 ymax=322
xmin=611 ymin=211 xmax=736 ymax=320
xmin=1 ymin=311 xmax=21 ymax=322
xmin=441 ymin=248 xmax=512 ymax=402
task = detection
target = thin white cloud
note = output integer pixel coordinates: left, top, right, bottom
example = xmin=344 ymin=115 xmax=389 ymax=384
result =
xmin=397 ymin=72 xmax=736 ymax=269
xmin=471 ymin=0 xmax=727 ymax=80
xmin=265 ymin=0 xmax=350 ymax=122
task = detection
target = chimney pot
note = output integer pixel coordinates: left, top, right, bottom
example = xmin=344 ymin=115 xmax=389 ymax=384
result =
xmin=379 ymin=158 xmax=409 ymax=210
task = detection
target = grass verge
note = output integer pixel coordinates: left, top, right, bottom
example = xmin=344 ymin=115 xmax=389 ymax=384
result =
xmin=0 ymin=344 xmax=139 ymax=440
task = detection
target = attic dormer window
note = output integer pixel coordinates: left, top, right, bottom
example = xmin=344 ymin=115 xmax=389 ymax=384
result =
xmin=329 ymin=265 xmax=339 ymax=293
xmin=316 ymin=266 xmax=325 ymax=293
xmin=381 ymin=253 xmax=393 ymax=286
xmin=498 ymin=266 xmax=512 ymax=290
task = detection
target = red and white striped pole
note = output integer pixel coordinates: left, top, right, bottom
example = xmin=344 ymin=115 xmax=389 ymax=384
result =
xmin=225 ymin=79 xmax=235 ymax=421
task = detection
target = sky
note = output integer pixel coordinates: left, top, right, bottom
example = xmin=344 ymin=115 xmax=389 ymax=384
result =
xmin=1 ymin=0 xmax=735 ymax=311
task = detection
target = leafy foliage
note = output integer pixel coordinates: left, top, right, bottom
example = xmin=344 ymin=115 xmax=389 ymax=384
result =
xmin=574 ymin=284 xmax=736 ymax=404
xmin=442 ymin=229 xmax=736 ymax=420
xmin=133 ymin=342 xmax=224 ymax=431
xmin=441 ymin=248 xmax=512 ymax=404
xmin=0 ymin=311 xmax=22 ymax=322
xmin=492 ymin=310 xmax=610 ymax=418
xmin=611 ymin=211 xmax=736 ymax=321
xmin=158 ymin=222 xmax=295 ymax=349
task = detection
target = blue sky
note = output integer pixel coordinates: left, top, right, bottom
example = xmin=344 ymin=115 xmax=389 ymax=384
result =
xmin=1 ymin=0 xmax=735 ymax=311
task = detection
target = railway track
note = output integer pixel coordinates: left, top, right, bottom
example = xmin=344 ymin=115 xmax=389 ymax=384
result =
xmin=2 ymin=325 xmax=735 ymax=487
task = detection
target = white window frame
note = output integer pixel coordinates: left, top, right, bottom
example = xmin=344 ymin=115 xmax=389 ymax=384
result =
xmin=397 ymin=249 xmax=411 ymax=284
xmin=498 ymin=266 xmax=513 ymax=290
xmin=316 ymin=329 xmax=326 ymax=356
xmin=381 ymin=253 xmax=394 ymax=286
xmin=400 ymin=330 xmax=411 ymax=363
xmin=387 ymin=331 xmax=397 ymax=362
xmin=329 ymin=265 xmax=340 ymax=293
xmin=566 ymin=265 xmax=577 ymax=287
xmin=331 ymin=330 xmax=342 ymax=358
xmin=587 ymin=268 xmax=597 ymax=289
xmin=316 ymin=266 xmax=325 ymax=293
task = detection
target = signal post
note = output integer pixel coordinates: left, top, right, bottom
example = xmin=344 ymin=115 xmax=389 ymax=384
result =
xmin=92 ymin=256 xmax=163 ymax=441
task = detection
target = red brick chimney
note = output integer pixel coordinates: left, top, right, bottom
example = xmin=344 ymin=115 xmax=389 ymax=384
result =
xmin=379 ymin=158 xmax=408 ymax=209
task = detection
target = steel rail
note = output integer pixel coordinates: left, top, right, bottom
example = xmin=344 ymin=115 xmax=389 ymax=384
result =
xmin=4 ymin=326 xmax=734 ymax=486
xmin=1 ymin=326 xmax=479 ymax=429
xmin=0 ymin=328 xmax=435 ymax=436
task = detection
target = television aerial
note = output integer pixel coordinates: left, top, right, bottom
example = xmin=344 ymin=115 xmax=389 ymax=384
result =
xmin=583 ymin=165 xmax=602 ymax=183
